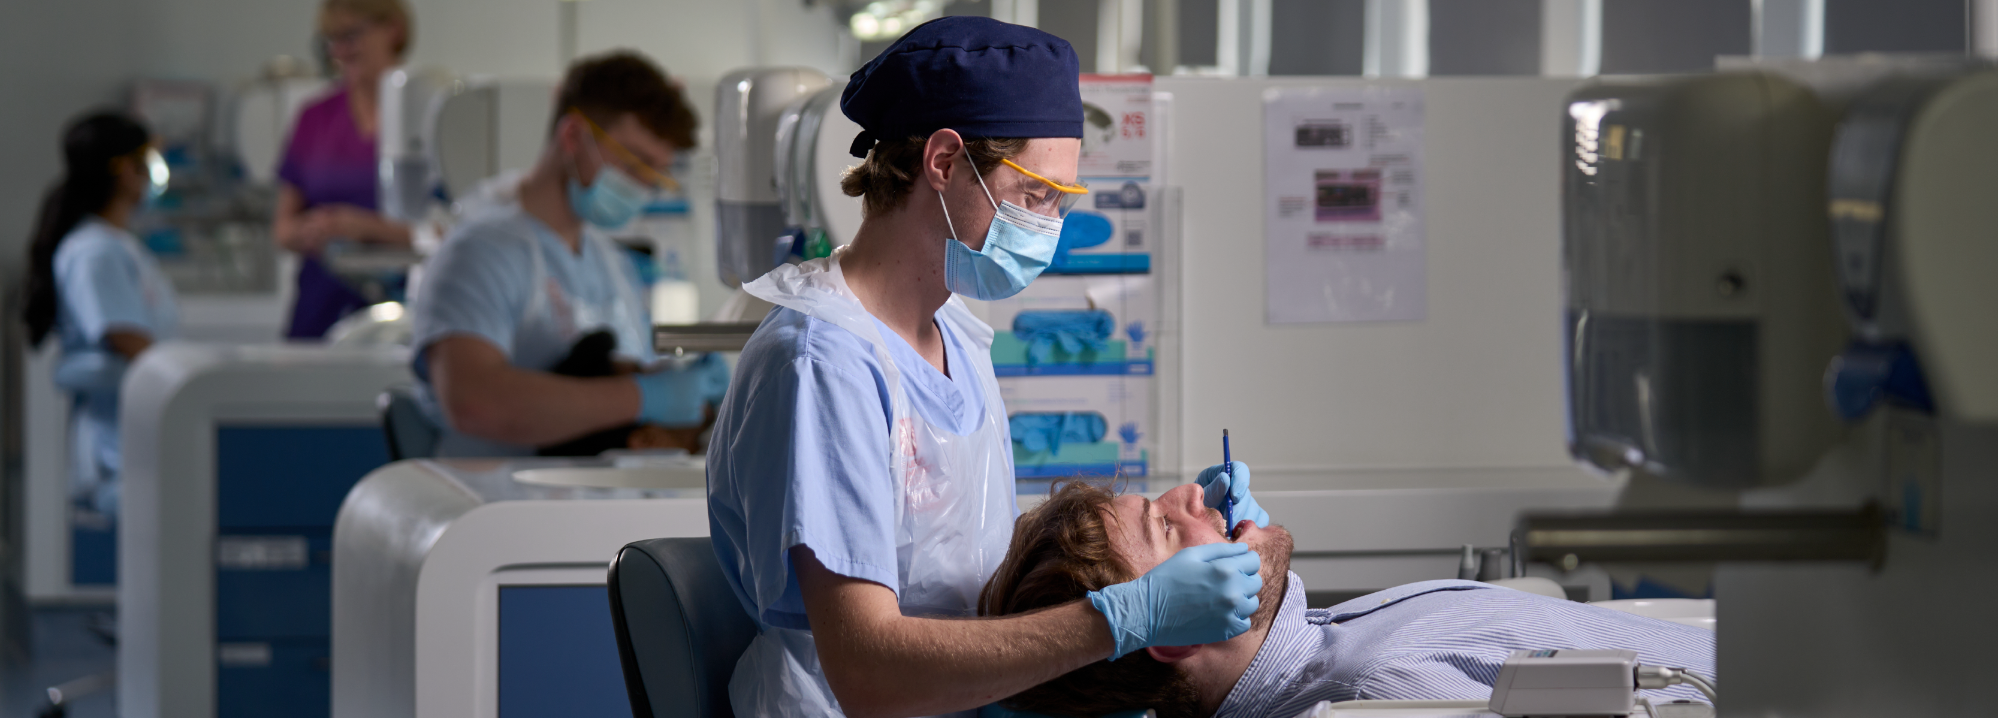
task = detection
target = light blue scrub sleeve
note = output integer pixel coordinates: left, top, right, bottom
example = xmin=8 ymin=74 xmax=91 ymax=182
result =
xmin=55 ymin=236 xmax=151 ymax=343
xmin=409 ymin=229 xmax=533 ymax=375
xmin=713 ymin=315 xmax=901 ymax=630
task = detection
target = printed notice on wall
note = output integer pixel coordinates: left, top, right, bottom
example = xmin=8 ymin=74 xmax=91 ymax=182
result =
xmin=1262 ymin=86 xmax=1426 ymax=324
xmin=1077 ymin=74 xmax=1154 ymax=180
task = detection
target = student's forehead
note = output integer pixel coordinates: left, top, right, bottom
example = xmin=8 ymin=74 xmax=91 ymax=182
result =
xmin=608 ymin=115 xmax=674 ymax=163
xmin=1012 ymin=138 xmax=1080 ymax=182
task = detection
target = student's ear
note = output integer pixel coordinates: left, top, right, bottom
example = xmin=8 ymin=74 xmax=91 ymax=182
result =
xmin=1145 ymin=645 xmax=1200 ymax=663
xmin=921 ymin=128 xmax=965 ymax=193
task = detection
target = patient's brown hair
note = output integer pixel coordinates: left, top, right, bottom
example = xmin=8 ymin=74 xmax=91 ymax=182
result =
xmin=979 ymin=481 xmax=1200 ymax=718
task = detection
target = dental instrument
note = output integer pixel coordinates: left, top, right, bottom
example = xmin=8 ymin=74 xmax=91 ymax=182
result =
xmin=1223 ymin=429 xmax=1234 ymax=539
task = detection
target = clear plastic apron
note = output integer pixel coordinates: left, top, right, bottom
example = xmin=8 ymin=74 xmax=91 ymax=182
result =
xmin=513 ymin=226 xmax=649 ymax=370
xmin=433 ymin=221 xmax=648 ymax=456
xmin=730 ymin=248 xmax=1018 ymax=718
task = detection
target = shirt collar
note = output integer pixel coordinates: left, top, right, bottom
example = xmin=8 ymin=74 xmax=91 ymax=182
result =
xmin=1214 ymin=571 xmax=1311 ymax=718
xmin=1212 ymin=576 xmax=1498 ymax=717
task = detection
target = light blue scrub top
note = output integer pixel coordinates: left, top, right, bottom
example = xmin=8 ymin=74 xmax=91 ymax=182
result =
xmin=52 ymin=217 xmax=179 ymax=486
xmin=409 ymin=205 xmax=653 ymax=456
xmin=707 ymin=304 xmax=986 ymax=630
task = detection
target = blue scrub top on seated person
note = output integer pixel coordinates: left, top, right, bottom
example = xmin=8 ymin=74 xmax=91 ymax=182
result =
xmin=52 ymin=217 xmax=179 ymax=507
xmin=706 ymin=304 xmax=986 ymax=629
xmin=408 ymin=203 xmax=653 ymax=456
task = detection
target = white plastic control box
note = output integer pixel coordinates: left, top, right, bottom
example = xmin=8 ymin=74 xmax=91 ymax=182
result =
xmin=1488 ymin=649 xmax=1638 ymax=717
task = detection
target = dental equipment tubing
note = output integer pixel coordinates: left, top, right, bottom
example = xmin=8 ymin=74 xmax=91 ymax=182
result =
xmin=1635 ymin=664 xmax=1718 ymax=704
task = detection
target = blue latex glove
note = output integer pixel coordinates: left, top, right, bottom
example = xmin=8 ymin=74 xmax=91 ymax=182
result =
xmin=1197 ymin=461 xmax=1270 ymax=530
xmin=689 ymin=352 xmax=732 ymax=405
xmin=634 ymin=355 xmax=728 ymax=427
xmin=980 ymin=705 xmax=1149 ymax=718
xmin=1088 ymin=542 xmax=1261 ymax=659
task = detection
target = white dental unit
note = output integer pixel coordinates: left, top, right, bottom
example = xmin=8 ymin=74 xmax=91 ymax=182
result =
xmin=1505 ymin=59 xmax=1998 ymax=718
xmin=331 ymin=459 xmax=707 ymax=718
xmin=322 ymin=68 xmax=832 ymax=718
xmin=116 ymin=343 xmax=411 ymax=718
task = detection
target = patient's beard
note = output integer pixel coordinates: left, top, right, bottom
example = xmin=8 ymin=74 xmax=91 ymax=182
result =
xmin=1246 ymin=525 xmax=1294 ymax=630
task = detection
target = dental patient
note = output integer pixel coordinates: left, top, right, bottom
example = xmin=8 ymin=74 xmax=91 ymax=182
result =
xmin=979 ymin=481 xmax=1715 ymax=718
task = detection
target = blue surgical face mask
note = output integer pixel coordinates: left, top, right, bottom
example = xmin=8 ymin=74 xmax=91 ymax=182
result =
xmin=566 ymin=138 xmax=653 ymax=229
xmin=939 ymin=161 xmax=1065 ymax=300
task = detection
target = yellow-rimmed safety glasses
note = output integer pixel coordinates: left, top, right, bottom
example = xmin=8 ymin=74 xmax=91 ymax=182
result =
xmin=1000 ymin=158 xmax=1088 ymax=215
xmin=571 ymin=109 xmax=680 ymax=193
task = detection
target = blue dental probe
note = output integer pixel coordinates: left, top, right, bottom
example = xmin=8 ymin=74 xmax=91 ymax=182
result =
xmin=1223 ymin=429 xmax=1235 ymax=539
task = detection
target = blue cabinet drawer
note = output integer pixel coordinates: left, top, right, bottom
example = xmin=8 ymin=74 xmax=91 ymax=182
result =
xmin=215 ymin=533 xmax=332 ymax=640
xmin=217 ymin=637 xmax=330 ymax=718
xmin=216 ymin=425 xmax=389 ymax=530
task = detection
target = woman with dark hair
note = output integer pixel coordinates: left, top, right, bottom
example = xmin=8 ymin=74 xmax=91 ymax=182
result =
xmin=21 ymin=110 xmax=178 ymax=517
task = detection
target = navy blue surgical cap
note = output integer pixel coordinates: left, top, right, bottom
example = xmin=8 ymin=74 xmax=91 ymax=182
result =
xmin=841 ymin=16 xmax=1082 ymax=158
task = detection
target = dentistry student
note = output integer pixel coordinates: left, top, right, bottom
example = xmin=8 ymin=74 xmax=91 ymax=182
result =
xmin=705 ymin=17 xmax=1271 ymax=718
xmin=22 ymin=111 xmax=177 ymax=519
xmin=410 ymin=50 xmax=725 ymax=457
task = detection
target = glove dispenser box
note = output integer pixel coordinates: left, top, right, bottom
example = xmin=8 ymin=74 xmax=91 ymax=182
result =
xmin=1562 ymin=72 xmax=1847 ymax=488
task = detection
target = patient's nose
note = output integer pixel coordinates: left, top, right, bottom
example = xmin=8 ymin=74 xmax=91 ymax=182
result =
xmin=1163 ymin=483 xmax=1205 ymax=516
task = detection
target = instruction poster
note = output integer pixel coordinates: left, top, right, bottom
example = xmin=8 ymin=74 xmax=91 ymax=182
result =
xmin=1262 ymin=87 xmax=1426 ymax=324
xmin=1057 ymin=74 xmax=1156 ymax=274
xmin=1077 ymin=74 xmax=1153 ymax=179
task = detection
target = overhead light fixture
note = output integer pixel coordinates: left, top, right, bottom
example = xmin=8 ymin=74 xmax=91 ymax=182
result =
xmin=849 ymin=0 xmax=942 ymax=41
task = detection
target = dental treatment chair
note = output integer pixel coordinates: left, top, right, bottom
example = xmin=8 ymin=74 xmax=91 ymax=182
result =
xmin=608 ymin=537 xmax=760 ymax=718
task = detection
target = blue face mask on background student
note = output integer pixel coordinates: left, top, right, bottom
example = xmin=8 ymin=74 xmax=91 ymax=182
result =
xmin=566 ymin=138 xmax=654 ymax=229
xmin=938 ymin=160 xmax=1064 ymax=300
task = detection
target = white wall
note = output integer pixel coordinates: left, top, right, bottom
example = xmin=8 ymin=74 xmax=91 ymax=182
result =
xmin=0 ymin=0 xmax=151 ymax=274
xmin=1160 ymin=76 xmax=1591 ymax=489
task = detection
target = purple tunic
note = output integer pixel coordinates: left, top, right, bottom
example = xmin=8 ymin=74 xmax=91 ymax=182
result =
xmin=278 ymin=87 xmax=382 ymax=339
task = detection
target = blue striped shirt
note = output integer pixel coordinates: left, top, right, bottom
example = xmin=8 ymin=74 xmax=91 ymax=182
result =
xmin=1215 ymin=575 xmax=1715 ymax=717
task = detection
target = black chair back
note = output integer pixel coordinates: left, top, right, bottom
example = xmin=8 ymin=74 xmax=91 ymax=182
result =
xmin=377 ymin=386 xmax=439 ymax=461
xmin=608 ymin=537 xmax=759 ymax=718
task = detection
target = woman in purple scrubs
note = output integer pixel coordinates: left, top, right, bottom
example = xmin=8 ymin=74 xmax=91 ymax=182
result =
xmin=271 ymin=0 xmax=414 ymax=339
